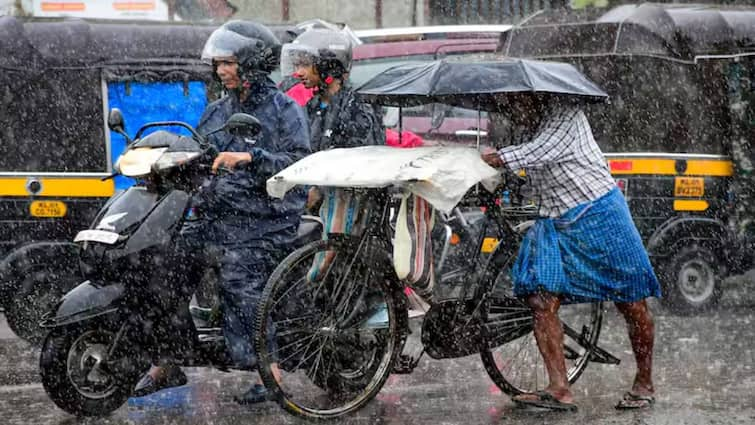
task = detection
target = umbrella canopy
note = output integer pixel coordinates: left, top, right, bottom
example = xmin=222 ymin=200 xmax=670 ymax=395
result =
xmin=356 ymin=58 xmax=608 ymax=110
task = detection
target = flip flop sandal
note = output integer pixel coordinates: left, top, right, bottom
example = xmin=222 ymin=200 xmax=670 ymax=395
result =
xmin=615 ymin=392 xmax=655 ymax=409
xmin=513 ymin=390 xmax=578 ymax=412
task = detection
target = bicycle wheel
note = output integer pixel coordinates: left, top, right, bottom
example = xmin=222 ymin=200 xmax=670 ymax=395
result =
xmin=479 ymin=248 xmax=603 ymax=396
xmin=255 ymin=236 xmax=407 ymax=419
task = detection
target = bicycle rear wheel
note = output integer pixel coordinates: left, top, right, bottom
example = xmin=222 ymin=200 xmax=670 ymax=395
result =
xmin=254 ymin=236 xmax=407 ymax=419
xmin=479 ymin=248 xmax=603 ymax=396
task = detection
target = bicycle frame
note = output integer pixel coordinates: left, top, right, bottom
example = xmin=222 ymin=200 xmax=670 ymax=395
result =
xmin=338 ymin=183 xmax=527 ymax=361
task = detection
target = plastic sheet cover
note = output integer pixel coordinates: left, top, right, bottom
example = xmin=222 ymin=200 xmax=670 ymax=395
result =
xmin=267 ymin=146 xmax=501 ymax=213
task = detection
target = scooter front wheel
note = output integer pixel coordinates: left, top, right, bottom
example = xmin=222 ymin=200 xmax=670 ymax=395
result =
xmin=39 ymin=324 xmax=140 ymax=416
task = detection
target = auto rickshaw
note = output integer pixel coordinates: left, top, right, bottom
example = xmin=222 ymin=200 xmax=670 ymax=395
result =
xmin=497 ymin=2 xmax=755 ymax=314
xmin=0 ymin=16 xmax=219 ymax=342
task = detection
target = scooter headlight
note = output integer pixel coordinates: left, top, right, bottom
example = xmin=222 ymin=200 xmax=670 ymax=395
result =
xmin=115 ymin=147 xmax=168 ymax=177
xmin=153 ymin=151 xmax=202 ymax=172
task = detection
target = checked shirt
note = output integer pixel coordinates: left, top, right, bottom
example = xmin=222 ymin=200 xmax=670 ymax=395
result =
xmin=497 ymin=106 xmax=615 ymax=218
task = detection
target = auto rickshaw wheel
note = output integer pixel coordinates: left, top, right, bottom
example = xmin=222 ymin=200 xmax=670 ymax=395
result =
xmin=5 ymin=264 xmax=79 ymax=345
xmin=660 ymin=245 xmax=723 ymax=315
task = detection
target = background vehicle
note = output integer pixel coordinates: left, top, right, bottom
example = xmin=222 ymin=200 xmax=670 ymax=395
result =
xmin=0 ymin=17 xmax=212 ymax=343
xmin=353 ymin=24 xmax=511 ymax=43
xmin=497 ymin=3 xmax=755 ymax=313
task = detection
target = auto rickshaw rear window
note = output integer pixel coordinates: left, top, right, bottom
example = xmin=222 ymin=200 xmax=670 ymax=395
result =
xmin=581 ymin=56 xmax=729 ymax=154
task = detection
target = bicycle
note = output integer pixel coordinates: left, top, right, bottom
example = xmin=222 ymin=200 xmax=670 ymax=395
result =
xmin=254 ymin=177 xmax=619 ymax=419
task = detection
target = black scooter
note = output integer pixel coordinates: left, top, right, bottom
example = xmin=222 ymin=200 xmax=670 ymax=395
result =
xmin=38 ymin=110 xmax=321 ymax=416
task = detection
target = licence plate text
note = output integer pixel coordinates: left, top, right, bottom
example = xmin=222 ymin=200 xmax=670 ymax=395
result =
xmin=674 ymin=177 xmax=705 ymax=197
xmin=30 ymin=200 xmax=67 ymax=217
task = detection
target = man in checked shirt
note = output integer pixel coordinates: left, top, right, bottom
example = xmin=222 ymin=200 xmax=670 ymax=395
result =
xmin=482 ymin=96 xmax=662 ymax=411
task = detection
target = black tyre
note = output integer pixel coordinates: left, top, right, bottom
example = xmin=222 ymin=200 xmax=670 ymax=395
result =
xmin=255 ymin=236 xmax=407 ymax=419
xmin=659 ymin=245 xmax=723 ymax=315
xmin=39 ymin=324 xmax=140 ymax=416
xmin=6 ymin=265 xmax=79 ymax=345
xmin=479 ymin=248 xmax=603 ymax=396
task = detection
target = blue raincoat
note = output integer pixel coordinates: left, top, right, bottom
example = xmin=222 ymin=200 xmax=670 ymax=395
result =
xmin=187 ymin=78 xmax=310 ymax=369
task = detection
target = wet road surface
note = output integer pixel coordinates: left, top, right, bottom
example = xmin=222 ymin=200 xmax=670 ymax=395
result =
xmin=1 ymin=272 xmax=754 ymax=425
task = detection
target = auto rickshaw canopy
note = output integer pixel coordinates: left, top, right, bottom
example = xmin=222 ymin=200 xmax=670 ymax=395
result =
xmin=0 ymin=16 xmax=217 ymax=77
xmin=504 ymin=2 xmax=755 ymax=61
xmin=497 ymin=2 xmax=755 ymax=155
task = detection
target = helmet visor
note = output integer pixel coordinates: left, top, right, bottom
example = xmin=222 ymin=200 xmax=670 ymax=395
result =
xmin=280 ymin=43 xmax=318 ymax=77
xmin=201 ymin=28 xmax=255 ymax=64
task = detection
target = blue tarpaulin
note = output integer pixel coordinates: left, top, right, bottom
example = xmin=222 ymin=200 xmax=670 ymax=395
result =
xmin=107 ymin=81 xmax=208 ymax=190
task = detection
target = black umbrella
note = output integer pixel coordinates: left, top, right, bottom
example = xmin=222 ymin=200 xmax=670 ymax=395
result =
xmin=356 ymin=58 xmax=609 ymax=111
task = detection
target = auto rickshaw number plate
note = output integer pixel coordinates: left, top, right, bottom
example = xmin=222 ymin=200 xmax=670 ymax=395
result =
xmin=30 ymin=200 xmax=67 ymax=217
xmin=674 ymin=177 xmax=705 ymax=197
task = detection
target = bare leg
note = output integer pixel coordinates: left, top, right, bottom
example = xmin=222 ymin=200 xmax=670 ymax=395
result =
xmin=514 ymin=292 xmax=573 ymax=404
xmin=615 ymin=300 xmax=655 ymax=396
xmin=258 ymin=362 xmax=281 ymax=384
xmin=271 ymin=362 xmax=282 ymax=383
xmin=148 ymin=365 xmax=163 ymax=379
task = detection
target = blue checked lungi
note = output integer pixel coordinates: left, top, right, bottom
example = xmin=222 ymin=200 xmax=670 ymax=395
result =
xmin=512 ymin=187 xmax=662 ymax=304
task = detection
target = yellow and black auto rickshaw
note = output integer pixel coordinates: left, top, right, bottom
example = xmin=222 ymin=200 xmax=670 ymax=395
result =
xmin=0 ymin=16 xmax=219 ymax=342
xmin=499 ymin=2 xmax=755 ymax=314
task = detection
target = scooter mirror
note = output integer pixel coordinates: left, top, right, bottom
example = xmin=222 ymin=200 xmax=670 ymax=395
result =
xmin=108 ymin=108 xmax=126 ymax=133
xmin=224 ymin=113 xmax=262 ymax=138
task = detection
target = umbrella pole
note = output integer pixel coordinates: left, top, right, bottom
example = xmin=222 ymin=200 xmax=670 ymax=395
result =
xmin=399 ymin=106 xmax=403 ymax=145
xmin=475 ymin=107 xmax=482 ymax=196
xmin=476 ymin=108 xmax=481 ymax=151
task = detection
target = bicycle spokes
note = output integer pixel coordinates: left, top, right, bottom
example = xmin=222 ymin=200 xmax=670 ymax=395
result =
xmin=256 ymin=239 xmax=400 ymax=417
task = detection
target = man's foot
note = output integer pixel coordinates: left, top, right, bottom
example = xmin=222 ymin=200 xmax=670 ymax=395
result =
xmin=234 ymin=384 xmax=274 ymax=405
xmin=615 ymin=391 xmax=655 ymax=409
xmin=513 ymin=390 xmax=578 ymax=412
xmin=132 ymin=365 xmax=187 ymax=397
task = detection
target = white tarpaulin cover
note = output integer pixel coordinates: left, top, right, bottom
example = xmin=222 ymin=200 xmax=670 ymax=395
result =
xmin=266 ymin=146 xmax=501 ymax=213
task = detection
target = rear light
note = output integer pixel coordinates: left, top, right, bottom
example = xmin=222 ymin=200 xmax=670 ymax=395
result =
xmin=616 ymin=178 xmax=628 ymax=194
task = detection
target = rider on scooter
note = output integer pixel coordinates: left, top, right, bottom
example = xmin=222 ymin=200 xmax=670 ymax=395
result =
xmin=132 ymin=20 xmax=311 ymax=405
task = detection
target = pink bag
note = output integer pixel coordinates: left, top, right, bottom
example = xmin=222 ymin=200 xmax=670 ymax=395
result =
xmin=385 ymin=128 xmax=424 ymax=148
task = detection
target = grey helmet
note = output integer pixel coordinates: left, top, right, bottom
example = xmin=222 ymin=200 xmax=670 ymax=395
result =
xmin=281 ymin=28 xmax=353 ymax=84
xmin=201 ymin=20 xmax=281 ymax=85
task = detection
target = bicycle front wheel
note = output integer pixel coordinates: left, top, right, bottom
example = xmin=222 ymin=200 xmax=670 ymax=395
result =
xmin=479 ymin=248 xmax=604 ymax=396
xmin=254 ymin=236 xmax=407 ymax=419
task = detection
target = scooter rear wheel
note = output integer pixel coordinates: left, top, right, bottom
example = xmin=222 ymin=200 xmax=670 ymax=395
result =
xmin=255 ymin=236 xmax=407 ymax=419
xmin=40 ymin=324 xmax=140 ymax=416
